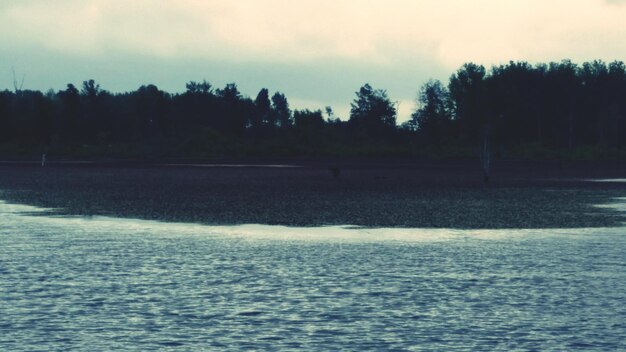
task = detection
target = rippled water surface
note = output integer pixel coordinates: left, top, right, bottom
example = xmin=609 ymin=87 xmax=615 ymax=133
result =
xmin=1 ymin=200 xmax=625 ymax=351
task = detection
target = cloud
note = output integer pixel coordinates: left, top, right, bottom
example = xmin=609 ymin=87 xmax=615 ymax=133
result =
xmin=2 ymin=0 xmax=626 ymax=69
xmin=2 ymin=0 xmax=626 ymax=120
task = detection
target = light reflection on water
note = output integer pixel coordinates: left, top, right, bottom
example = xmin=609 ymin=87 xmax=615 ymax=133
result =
xmin=1 ymin=200 xmax=625 ymax=351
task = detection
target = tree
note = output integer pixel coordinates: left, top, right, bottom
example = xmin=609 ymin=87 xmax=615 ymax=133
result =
xmin=179 ymin=80 xmax=216 ymax=132
xmin=605 ymin=61 xmax=626 ymax=147
xmin=411 ymin=79 xmax=450 ymax=144
xmin=271 ymin=92 xmax=291 ymax=128
xmin=215 ymin=83 xmax=249 ymax=135
xmin=185 ymin=80 xmax=213 ymax=95
xmin=134 ymin=84 xmax=168 ymax=141
xmin=56 ymin=84 xmax=81 ymax=142
xmin=253 ymin=88 xmax=271 ymax=130
xmin=349 ymin=83 xmax=397 ymax=139
xmin=580 ymin=60 xmax=610 ymax=146
xmin=0 ymin=90 xmax=13 ymax=142
xmin=216 ymin=83 xmax=241 ymax=101
xmin=78 ymin=80 xmax=107 ymax=142
xmin=2 ymin=59 xmax=626 ymax=159
xmin=81 ymin=79 xmax=101 ymax=99
xmin=324 ymin=106 xmax=334 ymax=120
xmin=448 ymin=63 xmax=487 ymax=142
xmin=488 ymin=61 xmax=541 ymax=145
xmin=544 ymin=60 xmax=580 ymax=148
xmin=294 ymin=109 xmax=325 ymax=149
xmin=449 ymin=63 xmax=494 ymax=180
xmin=294 ymin=109 xmax=324 ymax=129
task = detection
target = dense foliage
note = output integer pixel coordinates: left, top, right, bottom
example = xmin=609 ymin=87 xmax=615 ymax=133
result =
xmin=2 ymin=60 xmax=626 ymax=159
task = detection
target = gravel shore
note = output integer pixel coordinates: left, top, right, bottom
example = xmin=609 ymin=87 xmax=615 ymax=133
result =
xmin=1 ymin=159 xmax=625 ymax=228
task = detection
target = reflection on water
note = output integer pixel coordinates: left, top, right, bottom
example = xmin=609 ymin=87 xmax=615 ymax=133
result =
xmin=1 ymin=200 xmax=625 ymax=351
xmin=588 ymin=178 xmax=626 ymax=183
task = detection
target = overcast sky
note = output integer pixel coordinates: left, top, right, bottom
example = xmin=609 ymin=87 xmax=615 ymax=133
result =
xmin=2 ymin=0 xmax=626 ymax=121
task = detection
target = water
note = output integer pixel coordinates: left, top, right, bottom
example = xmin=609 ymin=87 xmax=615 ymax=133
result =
xmin=1 ymin=201 xmax=625 ymax=351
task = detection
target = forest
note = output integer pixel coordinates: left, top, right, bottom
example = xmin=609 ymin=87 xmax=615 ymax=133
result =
xmin=1 ymin=59 xmax=626 ymax=160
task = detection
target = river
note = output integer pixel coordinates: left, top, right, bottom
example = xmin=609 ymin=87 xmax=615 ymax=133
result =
xmin=1 ymin=200 xmax=625 ymax=351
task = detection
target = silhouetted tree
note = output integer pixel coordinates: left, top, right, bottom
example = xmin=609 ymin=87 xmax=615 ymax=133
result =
xmin=605 ymin=61 xmax=626 ymax=147
xmin=324 ymin=106 xmax=334 ymax=120
xmin=294 ymin=109 xmax=325 ymax=150
xmin=349 ymin=83 xmax=397 ymax=139
xmin=215 ymin=83 xmax=249 ymax=135
xmin=411 ymin=79 xmax=450 ymax=144
xmin=579 ymin=60 xmax=612 ymax=146
xmin=81 ymin=79 xmax=101 ymax=99
xmin=56 ymin=84 xmax=81 ymax=142
xmin=77 ymin=79 xmax=108 ymax=142
xmin=2 ymin=59 xmax=626 ymax=159
xmin=133 ymin=84 xmax=168 ymax=142
xmin=294 ymin=109 xmax=324 ymax=129
xmin=253 ymin=88 xmax=271 ymax=131
xmin=271 ymin=92 xmax=291 ymax=128
xmin=177 ymin=80 xmax=216 ymax=133
xmin=0 ymin=90 xmax=13 ymax=142
xmin=186 ymin=80 xmax=213 ymax=95
xmin=448 ymin=63 xmax=487 ymax=143
xmin=545 ymin=60 xmax=581 ymax=149
xmin=488 ymin=61 xmax=539 ymax=146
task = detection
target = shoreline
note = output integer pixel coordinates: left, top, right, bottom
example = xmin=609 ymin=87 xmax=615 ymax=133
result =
xmin=1 ymin=159 xmax=626 ymax=229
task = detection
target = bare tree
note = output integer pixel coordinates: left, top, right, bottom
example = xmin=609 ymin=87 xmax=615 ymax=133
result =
xmin=12 ymin=67 xmax=25 ymax=93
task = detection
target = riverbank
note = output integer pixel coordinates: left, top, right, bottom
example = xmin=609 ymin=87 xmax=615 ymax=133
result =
xmin=1 ymin=159 xmax=625 ymax=228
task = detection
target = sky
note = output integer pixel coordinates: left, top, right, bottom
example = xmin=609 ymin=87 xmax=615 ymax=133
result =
xmin=1 ymin=0 xmax=626 ymax=121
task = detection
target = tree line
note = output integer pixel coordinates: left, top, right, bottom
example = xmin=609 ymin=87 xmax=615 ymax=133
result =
xmin=1 ymin=59 xmax=626 ymax=159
